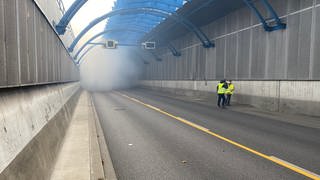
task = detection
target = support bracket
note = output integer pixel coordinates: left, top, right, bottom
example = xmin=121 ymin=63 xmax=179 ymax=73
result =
xmin=244 ymin=0 xmax=286 ymax=32
xmin=167 ymin=43 xmax=181 ymax=57
xmin=150 ymin=51 xmax=162 ymax=62
xmin=55 ymin=0 xmax=88 ymax=35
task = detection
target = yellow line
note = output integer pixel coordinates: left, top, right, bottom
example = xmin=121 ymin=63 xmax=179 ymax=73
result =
xmin=118 ymin=93 xmax=320 ymax=180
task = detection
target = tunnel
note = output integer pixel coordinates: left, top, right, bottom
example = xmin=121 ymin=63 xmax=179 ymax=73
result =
xmin=0 ymin=0 xmax=320 ymax=180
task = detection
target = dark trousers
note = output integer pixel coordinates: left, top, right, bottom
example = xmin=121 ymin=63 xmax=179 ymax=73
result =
xmin=226 ymin=94 xmax=232 ymax=105
xmin=217 ymin=94 xmax=226 ymax=107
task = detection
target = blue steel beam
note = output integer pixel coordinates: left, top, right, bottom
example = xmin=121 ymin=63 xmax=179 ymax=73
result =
xmin=150 ymin=37 xmax=181 ymax=57
xmin=150 ymin=51 xmax=162 ymax=62
xmin=118 ymin=35 xmax=147 ymax=42
xmin=55 ymin=0 xmax=88 ymax=35
xmin=123 ymin=0 xmax=182 ymax=8
xmin=260 ymin=0 xmax=283 ymax=25
xmin=114 ymin=0 xmax=182 ymax=11
xmin=69 ymin=8 xmax=169 ymax=52
xmin=106 ymin=20 xmax=158 ymax=35
xmin=74 ymin=28 xmax=148 ymax=60
xmin=168 ymin=43 xmax=181 ymax=57
xmin=106 ymin=23 xmax=154 ymax=31
xmin=88 ymin=42 xmax=105 ymax=45
xmin=244 ymin=0 xmax=286 ymax=32
xmin=120 ymin=1 xmax=180 ymax=10
xmin=107 ymin=16 xmax=161 ymax=25
xmin=143 ymin=0 xmax=216 ymax=44
xmin=69 ymin=7 xmax=213 ymax=52
xmin=77 ymin=45 xmax=96 ymax=65
xmin=132 ymin=48 xmax=152 ymax=65
xmin=111 ymin=26 xmax=152 ymax=33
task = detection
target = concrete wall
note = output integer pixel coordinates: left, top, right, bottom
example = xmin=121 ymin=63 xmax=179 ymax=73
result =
xmin=0 ymin=82 xmax=81 ymax=180
xmin=140 ymin=80 xmax=320 ymax=117
xmin=0 ymin=1 xmax=81 ymax=178
xmin=0 ymin=0 xmax=79 ymax=88
xmin=143 ymin=0 xmax=320 ymax=81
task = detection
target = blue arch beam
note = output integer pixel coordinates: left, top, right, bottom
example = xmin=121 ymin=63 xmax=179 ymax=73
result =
xmin=55 ymin=0 xmax=88 ymax=35
xmin=77 ymin=45 xmax=96 ymax=65
xmin=68 ymin=7 xmax=214 ymax=52
xmin=150 ymin=51 xmax=162 ymax=62
xmin=168 ymin=43 xmax=181 ymax=57
xmin=244 ymin=0 xmax=286 ymax=32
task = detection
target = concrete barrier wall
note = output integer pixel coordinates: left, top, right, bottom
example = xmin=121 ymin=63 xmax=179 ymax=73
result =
xmin=0 ymin=0 xmax=79 ymax=88
xmin=0 ymin=82 xmax=81 ymax=180
xmin=140 ymin=80 xmax=320 ymax=117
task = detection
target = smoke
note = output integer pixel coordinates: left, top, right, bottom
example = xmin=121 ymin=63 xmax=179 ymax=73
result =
xmin=79 ymin=45 xmax=145 ymax=92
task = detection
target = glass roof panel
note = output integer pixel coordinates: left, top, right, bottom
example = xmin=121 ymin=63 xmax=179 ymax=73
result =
xmin=104 ymin=0 xmax=188 ymax=45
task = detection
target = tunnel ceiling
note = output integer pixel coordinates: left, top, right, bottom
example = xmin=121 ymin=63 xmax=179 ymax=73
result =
xmin=142 ymin=0 xmax=246 ymax=45
xmin=104 ymin=0 xmax=188 ymax=45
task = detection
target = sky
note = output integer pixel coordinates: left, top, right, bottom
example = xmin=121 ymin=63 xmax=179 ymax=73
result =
xmin=62 ymin=0 xmax=116 ymax=36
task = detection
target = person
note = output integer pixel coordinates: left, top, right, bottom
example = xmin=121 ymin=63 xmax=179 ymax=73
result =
xmin=217 ymin=80 xmax=228 ymax=108
xmin=225 ymin=80 xmax=234 ymax=106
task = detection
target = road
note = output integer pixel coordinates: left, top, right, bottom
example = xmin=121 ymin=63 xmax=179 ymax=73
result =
xmin=92 ymin=88 xmax=320 ymax=180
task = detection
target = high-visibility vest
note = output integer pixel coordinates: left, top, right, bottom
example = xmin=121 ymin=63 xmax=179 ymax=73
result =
xmin=226 ymin=84 xmax=234 ymax=95
xmin=217 ymin=83 xmax=226 ymax=94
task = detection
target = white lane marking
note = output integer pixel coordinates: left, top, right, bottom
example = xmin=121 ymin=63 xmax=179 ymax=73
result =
xmin=269 ymin=156 xmax=320 ymax=179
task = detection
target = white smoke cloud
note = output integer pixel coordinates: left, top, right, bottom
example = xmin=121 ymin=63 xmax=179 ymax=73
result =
xmin=79 ymin=44 xmax=146 ymax=91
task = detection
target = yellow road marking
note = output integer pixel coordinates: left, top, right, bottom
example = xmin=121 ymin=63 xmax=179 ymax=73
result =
xmin=119 ymin=92 xmax=320 ymax=180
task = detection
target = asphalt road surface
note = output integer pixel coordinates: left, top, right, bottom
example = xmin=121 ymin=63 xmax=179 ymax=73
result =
xmin=92 ymin=88 xmax=320 ymax=180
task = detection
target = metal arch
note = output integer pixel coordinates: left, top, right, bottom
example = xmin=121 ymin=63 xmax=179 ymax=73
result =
xmin=74 ymin=28 xmax=148 ymax=60
xmin=68 ymin=7 xmax=213 ymax=52
xmin=55 ymin=0 xmax=182 ymax=35
xmin=107 ymin=17 xmax=161 ymax=27
xmin=68 ymin=8 xmax=168 ymax=52
xmin=152 ymin=37 xmax=181 ymax=57
xmin=106 ymin=23 xmax=155 ymax=32
xmin=133 ymin=50 xmax=151 ymax=65
xmin=244 ymin=0 xmax=286 ymax=32
xmin=108 ymin=17 xmax=160 ymax=24
xmin=87 ymin=42 xmax=105 ymax=45
xmin=113 ymin=0 xmax=182 ymax=11
xmin=143 ymin=0 xmax=218 ymax=47
xmin=77 ymin=45 xmax=96 ymax=65
xmin=55 ymin=0 xmax=88 ymax=35
xmin=107 ymin=12 xmax=163 ymax=23
xmin=150 ymin=51 xmax=162 ymax=62
xmin=167 ymin=43 xmax=181 ymax=57
xmin=120 ymin=1 xmax=181 ymax=10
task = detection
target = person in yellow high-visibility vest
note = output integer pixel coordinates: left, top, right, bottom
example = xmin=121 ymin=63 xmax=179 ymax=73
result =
xmin=217 ymin=80 xmax=228 ymax=108
xmin=225 ymin=80 xmax=234 ymax=106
